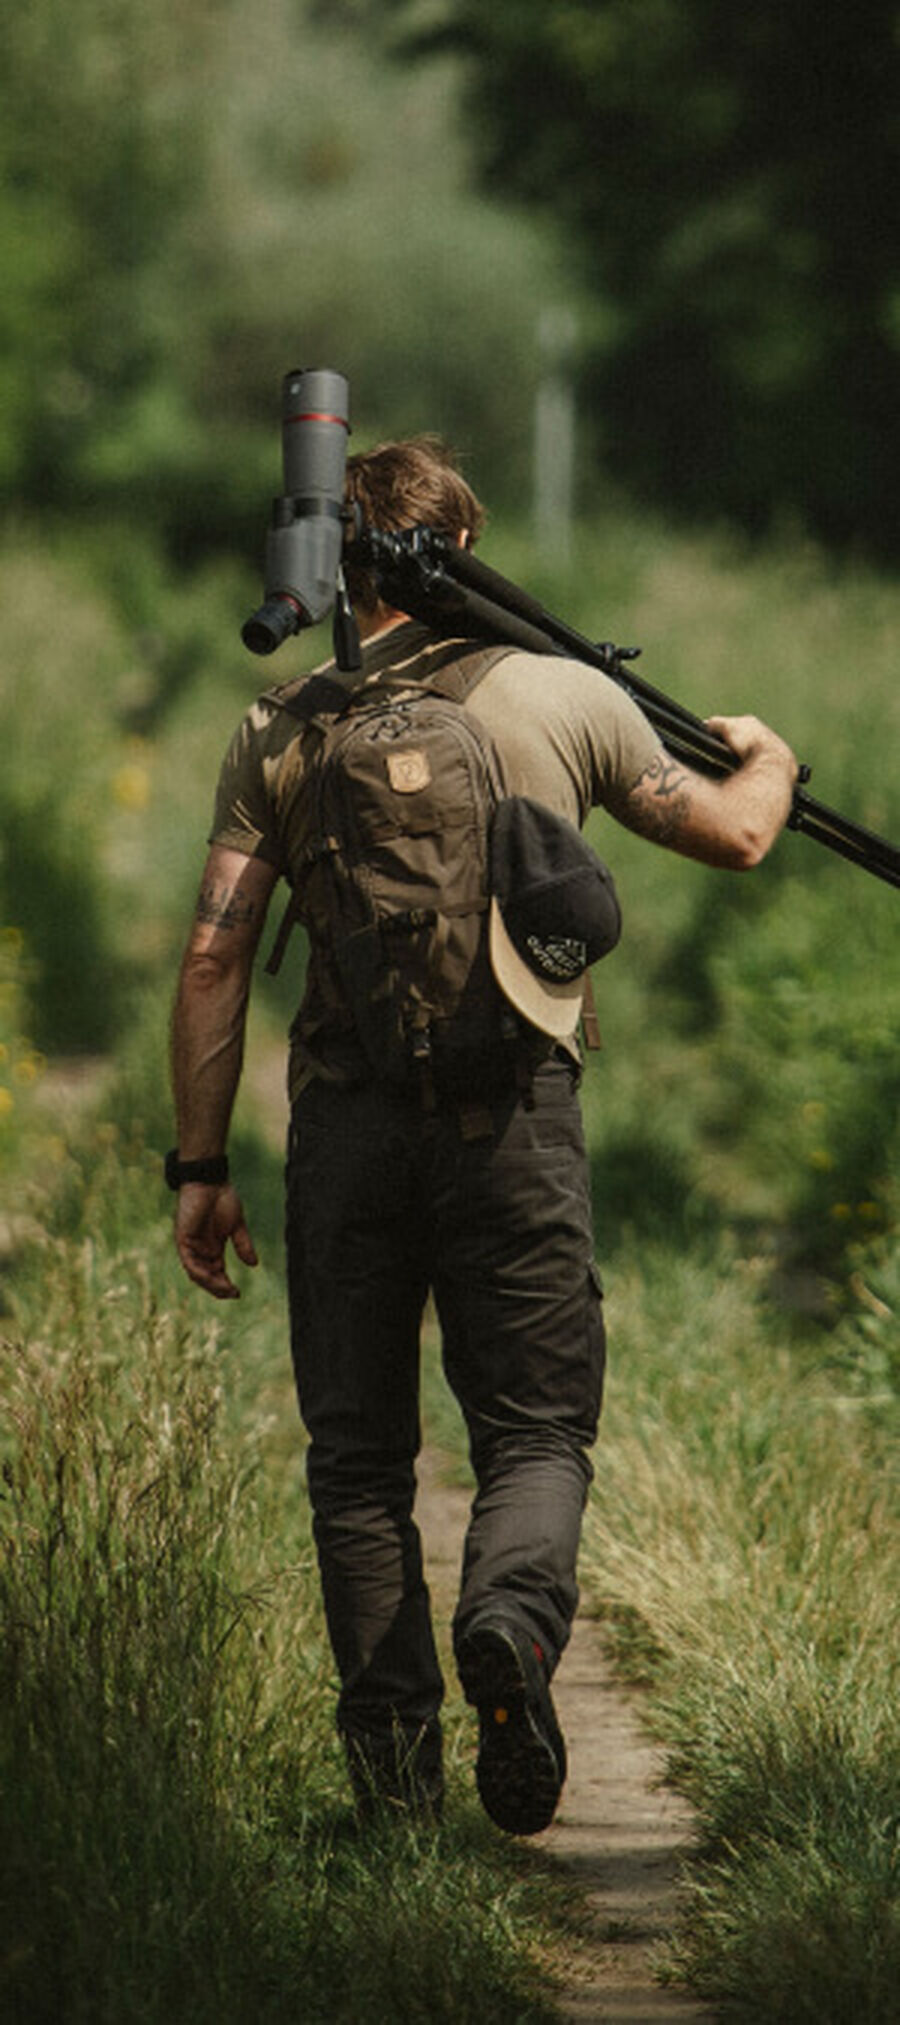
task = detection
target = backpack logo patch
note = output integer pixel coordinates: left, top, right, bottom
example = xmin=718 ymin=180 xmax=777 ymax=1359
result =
xmin=387 ymin=748 xmax=432 ymax=794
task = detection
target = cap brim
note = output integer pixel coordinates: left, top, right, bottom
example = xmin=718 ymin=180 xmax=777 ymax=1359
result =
xmin=489 ymin=897 xmax=584 ymax=1039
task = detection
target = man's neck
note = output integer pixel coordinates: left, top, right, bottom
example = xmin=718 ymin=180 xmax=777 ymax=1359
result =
xmin=356 ymin=603 xmax=409 ymax=645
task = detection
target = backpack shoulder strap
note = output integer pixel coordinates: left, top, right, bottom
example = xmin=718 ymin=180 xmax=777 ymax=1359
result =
xmin=262 ymin=669 xmax=358 ymax=726
xmin=412 ymin=641 xmax=512 ymax=705
xmin=268 ymin=639 xmax=514 ymax=725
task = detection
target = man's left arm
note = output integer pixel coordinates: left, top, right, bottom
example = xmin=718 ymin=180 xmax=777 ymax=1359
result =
xmin=170 ymin=844 xmax=279 ymax=1299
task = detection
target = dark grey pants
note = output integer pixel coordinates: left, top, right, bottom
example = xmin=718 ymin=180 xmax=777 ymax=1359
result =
xmin=285 ymin=1057 xmax=605 ymax=1758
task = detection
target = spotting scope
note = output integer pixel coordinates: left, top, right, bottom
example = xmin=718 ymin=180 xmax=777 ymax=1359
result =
xmin=241 ymin=367 xmax=350 ymax=656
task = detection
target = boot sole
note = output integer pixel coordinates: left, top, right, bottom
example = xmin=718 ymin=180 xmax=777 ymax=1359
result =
xmin=457 ymin=1623 xmax=565 ymax=1836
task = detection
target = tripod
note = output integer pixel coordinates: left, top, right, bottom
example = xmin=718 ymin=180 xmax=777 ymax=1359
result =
xmin=346 ymin=525 xmax=899 ymax=891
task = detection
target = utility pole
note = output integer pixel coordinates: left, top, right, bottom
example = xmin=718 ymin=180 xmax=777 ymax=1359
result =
xmin=533 ymin=307 xmax=578 ymax=563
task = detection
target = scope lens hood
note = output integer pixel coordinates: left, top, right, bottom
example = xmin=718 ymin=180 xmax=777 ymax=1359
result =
xmin=241 ymin=595 xmax=302 ymax=656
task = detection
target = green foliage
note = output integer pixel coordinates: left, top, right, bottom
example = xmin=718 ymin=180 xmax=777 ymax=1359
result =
xmin=0 ymin=538 xmax=136 ymax=1051
xmin=643 ymin=860 xmax=900 ymax=1275
xmin=386 ymin=0 xmax=900 ymax=554
xmin=0 ymin=932 xmax=45 ymax=1198
xmin=0 ymin=529 xmax=265 ymax=1053
xmin=0 ymin=0 xmax=580 ymax=557
xmin=2 ymin=799 xmax=125 ymax=1054
xmin=0 ymin=0 xmax=212 ymax=507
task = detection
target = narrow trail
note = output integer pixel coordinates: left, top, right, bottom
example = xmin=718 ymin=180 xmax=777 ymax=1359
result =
xmin=416 ymin=1448 xmax=713 ymax=2025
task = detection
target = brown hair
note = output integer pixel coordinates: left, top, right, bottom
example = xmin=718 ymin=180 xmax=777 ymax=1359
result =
xmin=343 ymin=435 xmax=486 ymax=612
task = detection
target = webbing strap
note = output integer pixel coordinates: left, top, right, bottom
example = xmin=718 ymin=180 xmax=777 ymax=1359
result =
xmin=580 ymin=970 xmax=603 ymax=1050
xmin=264 ymin=891 xmax=301 ymax=977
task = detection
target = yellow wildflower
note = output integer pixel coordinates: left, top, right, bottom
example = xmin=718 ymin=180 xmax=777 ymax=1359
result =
xmin=14 ymin=1052 xmax=45 ymax=1086
xmin=809 ymin=1148 xmax=834 ymax=1171
xmin=113 ymin=762 xmax=151 ymax=811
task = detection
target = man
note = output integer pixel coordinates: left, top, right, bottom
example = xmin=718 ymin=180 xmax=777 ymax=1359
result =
xmin=169 ymin=438 xmax=797 ymax=1832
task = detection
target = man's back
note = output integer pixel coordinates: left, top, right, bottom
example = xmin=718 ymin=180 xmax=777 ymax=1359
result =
xmin=208 ymin=622 xmax=662 ymax=1095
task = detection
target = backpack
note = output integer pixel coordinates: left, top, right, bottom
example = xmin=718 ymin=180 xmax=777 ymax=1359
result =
xmin=265 ymin=642 xmax=551 ymax=1108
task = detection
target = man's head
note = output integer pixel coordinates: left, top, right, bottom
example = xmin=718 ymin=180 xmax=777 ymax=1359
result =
xmin=344 ymin=436 xmax=485 ymax=615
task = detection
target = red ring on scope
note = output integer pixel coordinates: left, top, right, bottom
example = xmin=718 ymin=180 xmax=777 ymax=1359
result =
xmin=284 ymin=411 xmax=350 ymax=429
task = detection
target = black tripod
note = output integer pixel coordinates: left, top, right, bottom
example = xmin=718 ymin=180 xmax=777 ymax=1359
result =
xmin=347 ymin=525 xmax=899 ymax=891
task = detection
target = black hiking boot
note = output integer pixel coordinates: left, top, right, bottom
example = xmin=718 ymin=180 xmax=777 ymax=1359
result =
xmin=456 ymin=1620 xmax=566 ymax=1836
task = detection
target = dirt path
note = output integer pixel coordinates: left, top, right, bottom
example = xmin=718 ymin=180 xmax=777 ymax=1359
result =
xmin=416 ymin=1448 xmax=713 ymax=2024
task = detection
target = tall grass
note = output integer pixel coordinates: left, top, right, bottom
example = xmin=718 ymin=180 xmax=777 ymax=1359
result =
xmin=0 ymin=1234 xmax=571 ymax=2023
xmin=579 ymin=1241 xmax=899 ymax=2021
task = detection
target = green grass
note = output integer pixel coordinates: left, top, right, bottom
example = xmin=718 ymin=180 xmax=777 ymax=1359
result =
xmin=0 ymin=1236 xmax=573 ymax=2025
xmin=576 ymin=1240 xmax=899 ymax=2021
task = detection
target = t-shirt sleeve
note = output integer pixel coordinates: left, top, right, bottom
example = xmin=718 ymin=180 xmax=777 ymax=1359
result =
xmin=470 ymin=651 xmax=667 ymax=824
xmin=574 ymin=665 xmax=667 ymax=807
xmin=208 ymin=708 xmax=284 ymax=866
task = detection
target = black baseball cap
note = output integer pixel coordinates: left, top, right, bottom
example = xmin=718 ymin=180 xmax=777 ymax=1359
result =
xmin=489 ymin=797 xmax=621 ymax=1037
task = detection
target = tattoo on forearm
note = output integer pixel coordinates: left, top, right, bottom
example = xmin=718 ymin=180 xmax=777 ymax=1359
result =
xmin=624 ymin=755 xmax=694 ymax=844
xmin=196 ymin=883 xmax=256 ymax=930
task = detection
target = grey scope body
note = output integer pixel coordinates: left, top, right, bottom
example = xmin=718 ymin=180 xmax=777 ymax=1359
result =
xmin=241 ymin=367 xmax=350 ymax=656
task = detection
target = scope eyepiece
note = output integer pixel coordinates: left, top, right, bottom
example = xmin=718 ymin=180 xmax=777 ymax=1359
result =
xmin=241 ymin=595 xmax=304 ymax=657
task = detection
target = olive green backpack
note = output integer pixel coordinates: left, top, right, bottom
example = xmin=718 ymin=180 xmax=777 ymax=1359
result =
xmin=266 ymin=643 xmax=550 ymax=1107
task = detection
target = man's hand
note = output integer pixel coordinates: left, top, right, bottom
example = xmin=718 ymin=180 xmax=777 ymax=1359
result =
xmin=704 ymin=712 xmax=799 ymax=780
xmin=174 ymin=1182 xmax=259 ymax=1300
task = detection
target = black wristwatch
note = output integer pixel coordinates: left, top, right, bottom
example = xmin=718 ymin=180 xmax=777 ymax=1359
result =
xmin=164 ymin=1149 xmax=230 ymax=1191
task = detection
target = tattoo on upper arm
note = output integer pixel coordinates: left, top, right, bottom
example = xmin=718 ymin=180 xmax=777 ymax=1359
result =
xmin=622 ymin=755 xmax=694 ymax=845
xmin=196 ymin=883 xmax=257 ymax=930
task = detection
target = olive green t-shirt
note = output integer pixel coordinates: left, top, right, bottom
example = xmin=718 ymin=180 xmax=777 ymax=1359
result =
xmin=211 ymin=621 xmax=663 ymax=864
xmin=209 ymin=622 xmax=664 ymax=1090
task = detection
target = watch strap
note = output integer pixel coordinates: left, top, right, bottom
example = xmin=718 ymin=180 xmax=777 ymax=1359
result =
xmin=165 ymin=1148 xmax=230 ymax=1191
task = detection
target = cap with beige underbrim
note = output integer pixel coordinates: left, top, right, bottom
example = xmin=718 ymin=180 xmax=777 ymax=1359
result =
xmin=488 ymin=797 xmax=621 ymax=1039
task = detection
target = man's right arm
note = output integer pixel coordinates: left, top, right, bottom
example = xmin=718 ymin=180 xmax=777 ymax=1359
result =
xmin=612 ymin=714 xmax=799 ymax=868
xmin=170 ymin=844 xmax=278 ymax=1299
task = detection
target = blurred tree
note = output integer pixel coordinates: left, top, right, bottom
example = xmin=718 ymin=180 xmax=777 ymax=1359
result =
xmin=0 ymin=0 xmax=583 ymax=559
xmin=0 ymin=1 xmax=214 ymax=511
xmin=383 ymin=0 xmax=900 ymax=555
